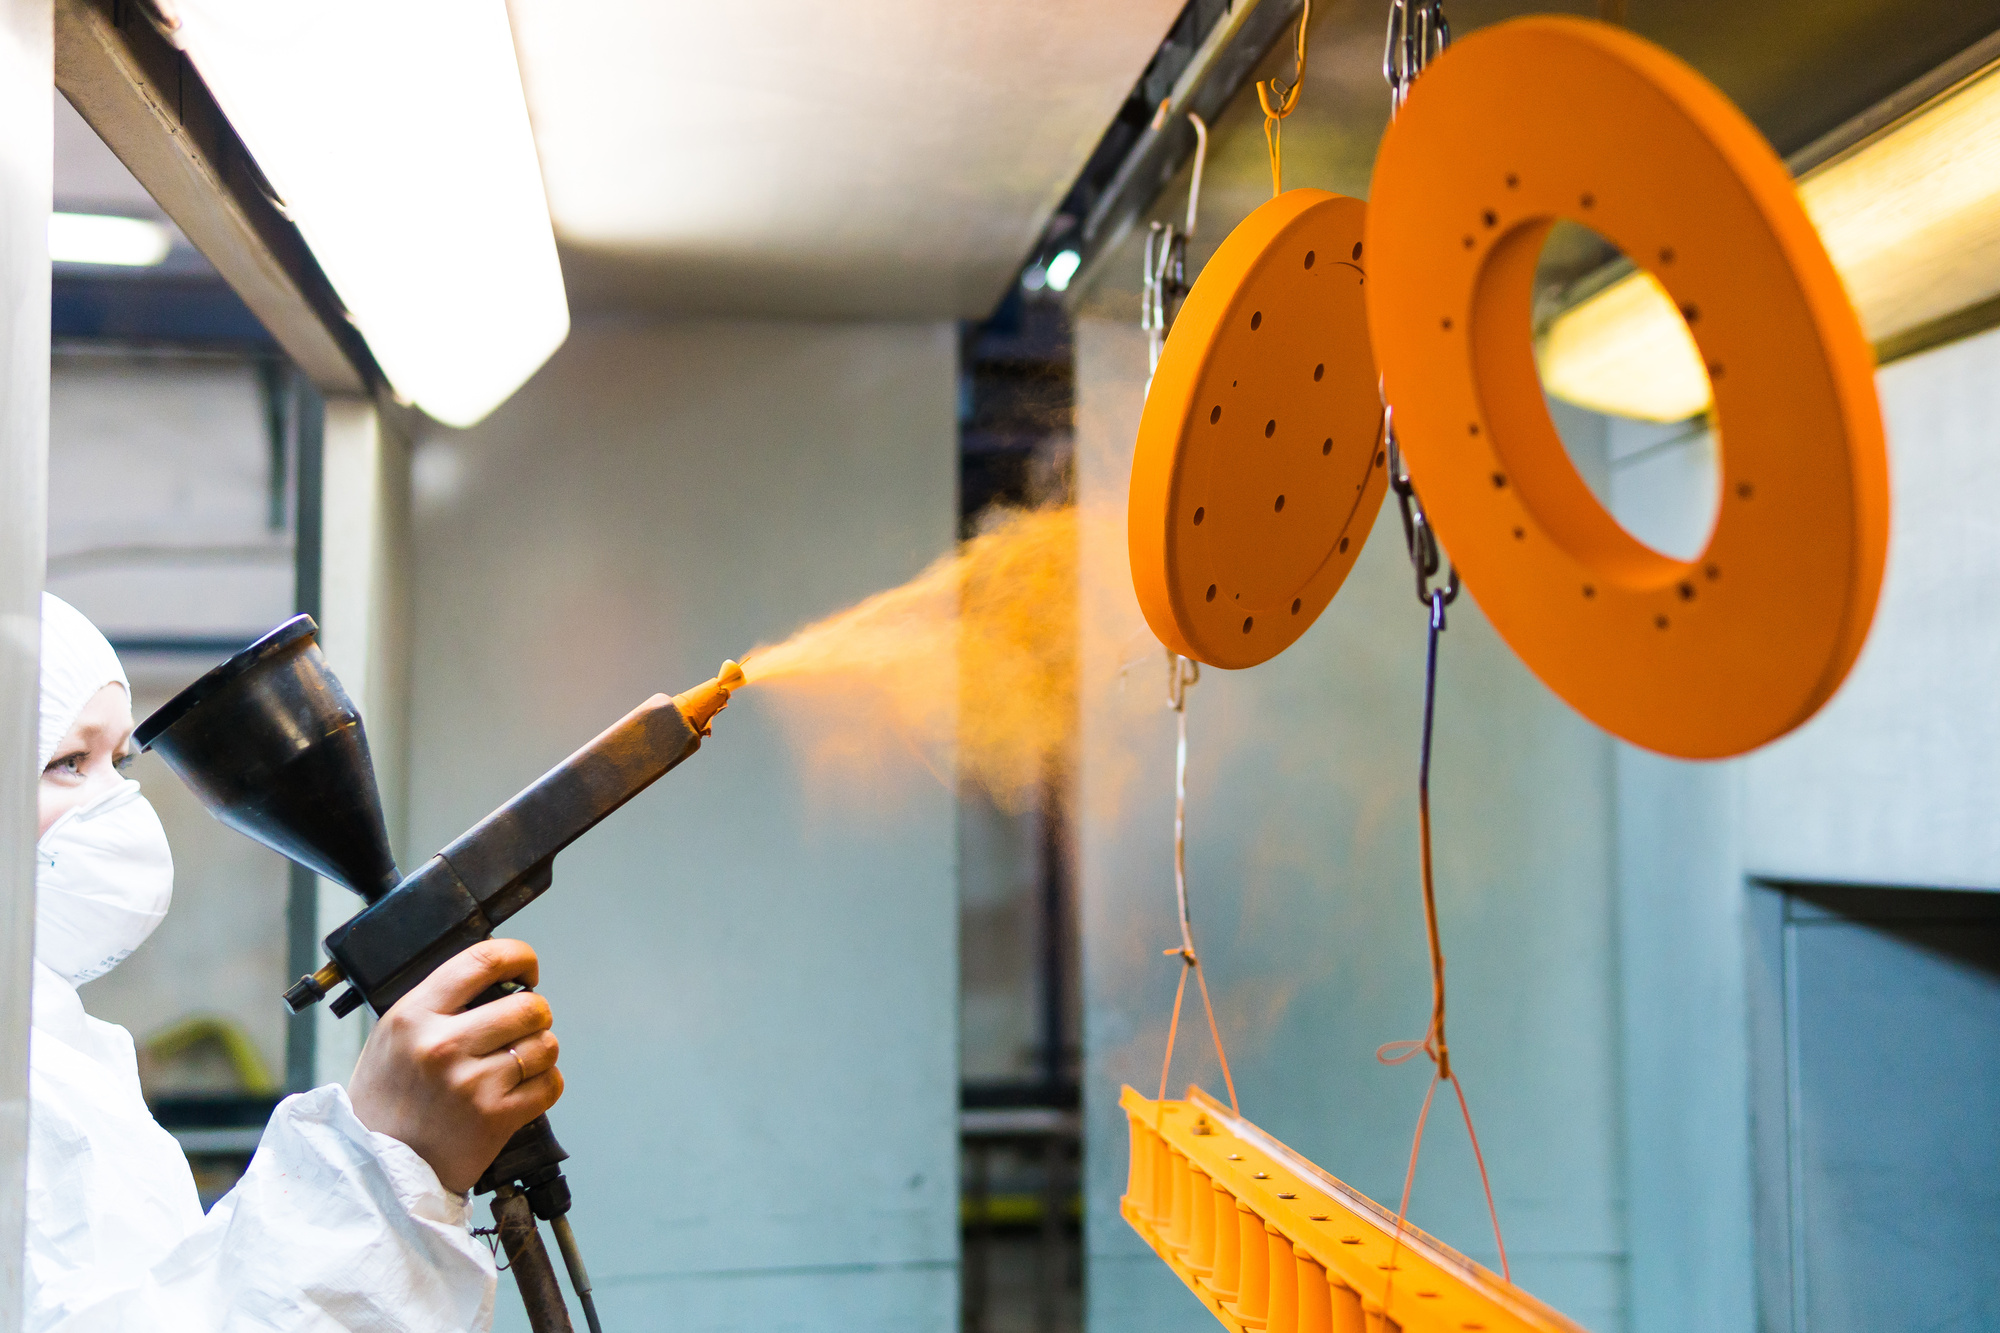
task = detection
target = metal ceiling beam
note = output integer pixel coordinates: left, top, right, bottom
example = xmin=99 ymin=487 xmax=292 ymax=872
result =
xmin=52 ymin=0 xmax=375 ymax=393
xmin=1027 ymin=0 xmax=1304 ymax=308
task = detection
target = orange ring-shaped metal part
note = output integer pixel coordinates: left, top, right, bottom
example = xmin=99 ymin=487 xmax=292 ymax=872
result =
xmin=1130 ymin=189 xmax=1388 ymax=670
xmin=1367 ymin=17 xmax=1888 ymax=759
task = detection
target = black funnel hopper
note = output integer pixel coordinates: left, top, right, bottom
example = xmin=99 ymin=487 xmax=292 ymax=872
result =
xmin=135 ymin=615 xmax=400 ymax=902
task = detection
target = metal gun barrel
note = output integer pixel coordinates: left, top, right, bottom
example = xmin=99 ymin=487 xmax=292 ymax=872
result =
xmin=319 ymin=661 xmax=741 ymax=1015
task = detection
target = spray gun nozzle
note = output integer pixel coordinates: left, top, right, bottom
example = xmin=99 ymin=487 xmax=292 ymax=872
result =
xmin=672 ymin=659 xmax=746 ymax=736
xmin=284 ymin=960 xmax=346 ymax=1013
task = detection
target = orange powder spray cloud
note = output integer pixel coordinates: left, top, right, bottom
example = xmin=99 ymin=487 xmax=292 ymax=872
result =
xmin=740 ymin=505 xmax=1081 ymax=812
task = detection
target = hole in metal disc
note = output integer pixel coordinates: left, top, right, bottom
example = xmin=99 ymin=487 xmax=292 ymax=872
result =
xmin=1352 ymin=241 xmax=1362 ymax=260
xmin=1581 ymin=192 xmax=1596 ymax=208
xmin=1339 ymin=537 xmax=1349 ymax=553
xmin=1274 ymin=495 xmax=1285 ymax=512
xmin=1265 ymin=419 xmax=1276 ymax=438
xmin=1656 ymin=614 xmax=1670 ymax=629
xmin=1210 ymin=405 xmax=1221 ymax=424
xmin=1251 ymin=311 xmax=1263 ymax=331
xmin=1304 ymin=250 xmax=1315 ymax=269
xmin=1193 ymin=507 xmax=1205 ymax=525
xmin=1738 ymin=482 xmax=1754 ymax=499
xmin=1242 ymin=617 xmax=1254 ymax=633
xmin=1314 ymin=363 xmax=1324 ymax=381
xmin=1660 ymin=246 xmax=1676 ymax=264
xmin=1322 ymin=438 xmax=1332 ymax=455
xmin=1206 ymin=584 xmax=1217 ymax=602
xmin=1291 ymin=598 xmax=1302 ymax=614
xmin=1535 ymin=220 xmax=1717 ymax=560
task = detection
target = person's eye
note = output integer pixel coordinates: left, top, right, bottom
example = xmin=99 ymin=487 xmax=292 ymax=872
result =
xmin=113 ymin=751 xmax=136 ymax=774
xmin=42 ymin=751 xmax=86 ymax=782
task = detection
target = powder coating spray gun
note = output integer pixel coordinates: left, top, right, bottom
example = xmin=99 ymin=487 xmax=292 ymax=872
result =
xmin=134 ymin=614 xmax=744 ymax=1333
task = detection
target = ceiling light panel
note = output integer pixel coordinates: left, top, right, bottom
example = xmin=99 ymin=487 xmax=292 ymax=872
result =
xmin=49 ymin=212 xmax=170 ymax=267
xmin=172 ymin=0 xmax=569 ymax=427
xmin=1539 ymin=57 xmax=2000 ymax=423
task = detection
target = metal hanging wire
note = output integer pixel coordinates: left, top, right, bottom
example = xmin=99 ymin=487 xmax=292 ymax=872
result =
xmin=1370 ymin=0 xmax=1510 ymax=1293
xmin=1156 ymin=650 xmax=1239 ymax=1116
xmin=1257 ymin=0 xmax=1314 ymax=195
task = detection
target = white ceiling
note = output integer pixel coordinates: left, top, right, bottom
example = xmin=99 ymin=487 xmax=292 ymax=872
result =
xmin=505 ymin=0 xmax=1187 ymax=319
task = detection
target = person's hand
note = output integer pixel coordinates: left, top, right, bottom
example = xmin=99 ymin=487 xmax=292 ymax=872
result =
xmin=347 ymin=939 xmax=563 ymax=1193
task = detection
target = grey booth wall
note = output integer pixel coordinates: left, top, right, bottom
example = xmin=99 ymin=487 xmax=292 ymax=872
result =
xmin=1075 ymin=318 xmax=1630 ymax=1333
xmin=405 ymin=319 xmax=959 ymax=1330
xmin=1611 ymin=324 xmax=2000 ymax=1333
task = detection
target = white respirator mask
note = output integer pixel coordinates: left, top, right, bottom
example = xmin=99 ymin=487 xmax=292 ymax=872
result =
xmin=36 ymin=778 xmax=174 ymax=986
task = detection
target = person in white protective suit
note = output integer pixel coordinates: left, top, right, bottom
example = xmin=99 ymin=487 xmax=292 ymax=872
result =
xmin=26 ymin=593 xmax=564 ymax=1331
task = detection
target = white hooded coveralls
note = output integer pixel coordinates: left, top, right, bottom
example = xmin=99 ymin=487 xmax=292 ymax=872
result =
xmin=26 ymin=595 xmax=497 ymax=1331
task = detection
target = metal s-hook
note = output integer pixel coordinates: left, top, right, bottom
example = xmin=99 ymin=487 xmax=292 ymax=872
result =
xmin=1166 ymin=650 xmax=1200 ymax=713
xmin=1142 ymin=114 xmax=1211 ymax=378
xmin=1184 ymin=113 xmax=1209 ymax=239
xmin=1383 ymin=403 xmax=1459 ymax=611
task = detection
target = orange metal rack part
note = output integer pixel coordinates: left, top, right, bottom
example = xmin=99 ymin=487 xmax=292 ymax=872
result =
xmin=1129 ymin=189 xmax=1388 ymax=670
xmin=1121 ymin=1086 xmax=1587 ymax=1333
xmin=1366 ymin=17 xmax=1888 ymax=758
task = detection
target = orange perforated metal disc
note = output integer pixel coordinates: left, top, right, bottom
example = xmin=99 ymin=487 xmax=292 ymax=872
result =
xmin=1367 ymin=17 xmax=1888 ymax=759
xmin=1129 ymin=189 xmax=1387 ymax=670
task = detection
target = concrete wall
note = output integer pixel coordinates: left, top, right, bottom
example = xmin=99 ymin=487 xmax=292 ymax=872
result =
xmin=1610 ymin=324 xmax=2000 ymax=1333
xmin=406 ymin=318 xmax=960 ymax=1331
xmin=0 ymin=0 xmax=50 ymax=1319
xmin=1075 ymin=318 xmax=1629 ymax=1333
xmin=47 ymin=352 xmax=295 ymax=1093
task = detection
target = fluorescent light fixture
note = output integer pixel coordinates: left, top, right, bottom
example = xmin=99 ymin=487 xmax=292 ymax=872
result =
xmin=1540 ymin=58 xmax=2000 ymax=422
xmin=1538 ymin=270 xmax=1706 ymax=421
xmin=49 ymin=212 xmax=171 ymax=267
xmin=1046 ymin=250 xmax=1082 ymax=292
xmin=170 ymin=0 xmax=568 ymax=428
